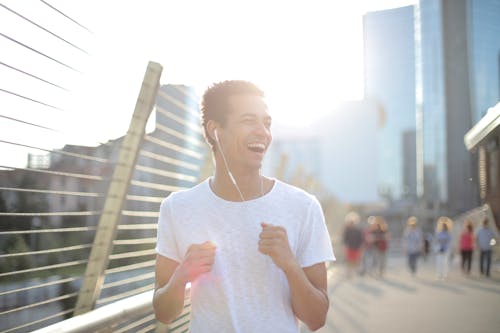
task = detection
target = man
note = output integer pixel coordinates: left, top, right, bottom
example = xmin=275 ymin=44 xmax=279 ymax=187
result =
xmin=153 ymin=80 xmax=335 ymax=332
xmin=476 ymin=218 xmax=496 ymax=277
xmin=403 ymin=216 xmax=423 ymax=275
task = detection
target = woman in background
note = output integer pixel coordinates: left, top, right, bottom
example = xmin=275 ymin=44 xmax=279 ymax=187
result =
xmin=372 ymin=216 xmax=389 ymax=278
xmin=342 ymin=212 xmax=364 ymax=278
xmin=435 ymin=216 xmax=453 ymax=280
xmin=459 ymin=220 xmax=474 ymax=275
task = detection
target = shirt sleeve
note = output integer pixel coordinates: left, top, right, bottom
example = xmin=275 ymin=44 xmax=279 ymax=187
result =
xmin=155 ymin=196 xmax=182 ymax=263
xmin=296 ymin=196 xmax=336 ymax=267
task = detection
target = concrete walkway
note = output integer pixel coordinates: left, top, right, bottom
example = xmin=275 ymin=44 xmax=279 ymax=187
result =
xmin=302 ymin=255 xmax=500 ymax=333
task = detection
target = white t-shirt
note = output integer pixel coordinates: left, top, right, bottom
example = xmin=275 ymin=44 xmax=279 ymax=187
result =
xmin=155 ymin=178 xmax=335 ymax=333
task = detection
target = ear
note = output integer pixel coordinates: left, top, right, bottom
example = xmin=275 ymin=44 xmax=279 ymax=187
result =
xmin=206 ymin=120 xmax=218 ymax=143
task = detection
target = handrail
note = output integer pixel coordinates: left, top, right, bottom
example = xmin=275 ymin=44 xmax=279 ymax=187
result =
xmin=31 ymin=290 xmax=154 ymax=333
xmin=73 ymin=61 xmax=163 ymax=315
xmin=2 ymin=4 xmax=204 ymax=329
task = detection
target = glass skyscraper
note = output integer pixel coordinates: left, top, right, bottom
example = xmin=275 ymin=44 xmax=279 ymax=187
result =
xmin=363 ymin=0 xmax=499 ymax=214
xmin=363 ymin=6 xmax=416 ymax=200
xmin=419 ymin=0 xmax=447 ymax=205
xmin=468 ymin=0 xmax=500 ymax=122
xmin=418 ymin=0 xmax=499 ymax=214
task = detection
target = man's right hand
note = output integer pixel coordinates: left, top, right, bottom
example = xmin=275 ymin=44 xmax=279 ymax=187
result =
xmin=153 ymin=242 xmax=215 ymax=324
xmin=178 ymin=241 xmax=217 ymax=283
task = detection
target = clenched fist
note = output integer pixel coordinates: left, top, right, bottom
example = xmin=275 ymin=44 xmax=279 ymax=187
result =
xmin=179 ymin=241 xmax=217 ymax=283
xmin=258 ymin=223 xmax=297 ymax=272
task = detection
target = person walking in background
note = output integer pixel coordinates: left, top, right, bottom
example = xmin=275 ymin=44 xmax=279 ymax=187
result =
xmin=372 ymin=216 xmax=389 ymax=278
xmin=342 ymin=212 xmax=364 ymax=278
xmin=403 ymin=216 xmax=423 ymax=276
xmin=360 ymin=216 xmax=376 ymax=276
xmin=459 ymin=220 xmax=474 ymax=275
xmin=476 ymin=218 xmax=496 ymax=277
xmin=422 ymin=230 xmax=433 ymax=261
xmin=435 ymin=217 xmax=453 ymax=280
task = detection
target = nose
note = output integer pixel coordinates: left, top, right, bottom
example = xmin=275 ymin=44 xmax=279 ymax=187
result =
xmin=255 ymin=121 xmax=271 ymax=139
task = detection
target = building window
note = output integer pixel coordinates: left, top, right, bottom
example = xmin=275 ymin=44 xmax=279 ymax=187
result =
xmin=479 ymin=146 xmax=487 ymax=200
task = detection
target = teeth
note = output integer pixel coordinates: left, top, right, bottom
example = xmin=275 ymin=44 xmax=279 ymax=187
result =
xmin=248 ymin=143 xmax=266 ymax=150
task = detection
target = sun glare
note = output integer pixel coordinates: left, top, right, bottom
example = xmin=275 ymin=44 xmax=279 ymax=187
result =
xmin=1 ymin=0 xmax=416 ymax=168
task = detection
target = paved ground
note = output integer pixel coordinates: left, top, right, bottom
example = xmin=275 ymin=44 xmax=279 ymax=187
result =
xmin=301 ymin=255 xmax=500 ymax=333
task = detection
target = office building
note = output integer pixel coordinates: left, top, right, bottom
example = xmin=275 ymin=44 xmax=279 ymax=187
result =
xmin=363 ymin=6 xmax=416 ymax=200
xmin=418 ymin=0 xmax=500 ymax=215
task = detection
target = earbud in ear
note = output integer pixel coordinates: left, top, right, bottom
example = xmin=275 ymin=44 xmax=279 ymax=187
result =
xmin=214 ymin=129 xmax=219 ymax=143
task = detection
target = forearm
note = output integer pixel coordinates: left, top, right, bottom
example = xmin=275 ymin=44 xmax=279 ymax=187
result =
xmin=153 ymin=269 xmax=187 ymax=324
xmin=284 ymin=262 xmax=329 ymax=331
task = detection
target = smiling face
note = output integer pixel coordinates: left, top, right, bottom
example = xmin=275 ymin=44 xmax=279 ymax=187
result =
xmin=216 ymin=93 xmax=272 ymax=172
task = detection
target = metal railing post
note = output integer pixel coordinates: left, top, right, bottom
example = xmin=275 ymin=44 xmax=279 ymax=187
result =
xmin=73 ymin=61 xmax=163 ymax=316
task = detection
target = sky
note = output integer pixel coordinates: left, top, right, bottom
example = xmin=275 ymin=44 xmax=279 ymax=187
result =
xmin=0 ymin=0 xmax=417 ymax=167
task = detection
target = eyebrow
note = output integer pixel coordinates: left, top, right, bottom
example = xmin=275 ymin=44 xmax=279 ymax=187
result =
xmin=239 ymin=113 xmax=272 ymax=121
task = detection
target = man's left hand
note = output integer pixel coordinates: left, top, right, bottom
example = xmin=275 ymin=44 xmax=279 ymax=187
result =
xmin=258 ymin=222 xmax=298 ymax=272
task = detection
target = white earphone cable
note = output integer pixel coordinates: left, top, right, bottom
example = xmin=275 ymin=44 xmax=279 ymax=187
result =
xmin=215 ymin=130 xmax=264 ymax=202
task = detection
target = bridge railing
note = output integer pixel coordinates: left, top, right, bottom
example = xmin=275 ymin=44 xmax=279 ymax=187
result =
xmin=32 ymin=290 xmax=192 ymax=333
xmin=1 ymin=53 xmax=207 ymax=331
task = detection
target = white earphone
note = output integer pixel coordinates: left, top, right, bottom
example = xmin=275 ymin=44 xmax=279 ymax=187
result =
xmin=213 ymin=128 xmax=241 ymax=196
xmin=214 ymin=129 xmax=219 ymax=143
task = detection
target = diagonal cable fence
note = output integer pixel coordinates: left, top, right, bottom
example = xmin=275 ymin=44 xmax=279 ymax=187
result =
xmin=1 ymin=66 xmax=207 ymax=332
xmin=1 ymin=3 xmax=209 ymax=331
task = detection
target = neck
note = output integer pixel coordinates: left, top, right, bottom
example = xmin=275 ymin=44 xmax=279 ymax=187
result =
xmin=212 ymin=168 xmax=264 ymax=202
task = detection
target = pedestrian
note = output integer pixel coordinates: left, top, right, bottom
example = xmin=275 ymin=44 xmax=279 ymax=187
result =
xmin=360 ymin=216 xmax=376 ymax=276
xmin=342 ymin=211 xmax=364 ymax=278
xmin=403 ymin=216 xmax=423 ymax=276
xmin=422 ymin=230 xmax=433 ymax=261
xmin=459 ymin=220 xmax=474 ymax=275
xmin=435 ymin=216 xmax=453 ymax=280
xmin=372 ymin=216 xmax=389 ymax=278
xmin=476 ymin=218 xmax=496 ymax=277
xmin=153 ymin=80 xmax=335 ymax=332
